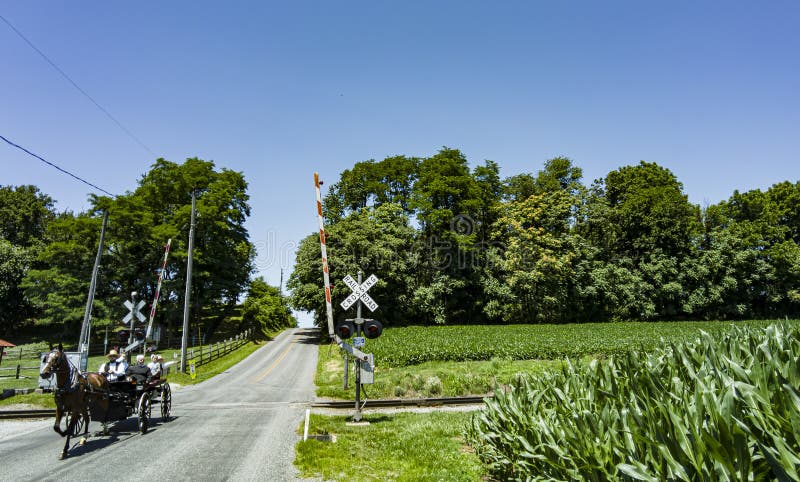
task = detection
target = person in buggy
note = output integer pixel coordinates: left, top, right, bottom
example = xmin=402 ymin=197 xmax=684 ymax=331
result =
xmin=99 ymin=349 xmax=128 ymax=381
xmin=126 ymin=354 xmax=152 ymax=383
xmin=147 ymin=354 xmax=163 ymax=379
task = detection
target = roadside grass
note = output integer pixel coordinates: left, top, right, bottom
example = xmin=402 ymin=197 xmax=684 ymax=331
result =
xmin=165 ymin=340 xmax=263 ymax=385
xmin=0 ymin=392 xmax=55 ymax=408
xmin=316 ymin=343 xmax=563 ymax=399
xmin=295 ymin=411 xmax=484 ymax=482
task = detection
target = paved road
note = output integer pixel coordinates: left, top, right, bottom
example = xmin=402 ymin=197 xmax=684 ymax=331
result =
xmin=0 ymin=328 xmax=320 ymax=481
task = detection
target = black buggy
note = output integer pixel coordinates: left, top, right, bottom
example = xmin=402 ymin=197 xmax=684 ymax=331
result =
xmin=88 ymin=371 xmax=172 ymax=434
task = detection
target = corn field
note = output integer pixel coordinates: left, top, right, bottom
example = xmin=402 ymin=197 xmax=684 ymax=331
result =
xmin=467 ymin=323 xmax=800 ymax=481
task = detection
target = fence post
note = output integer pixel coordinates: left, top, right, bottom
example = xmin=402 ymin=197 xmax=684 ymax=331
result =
xmin=16 ymin=364 xmax=21 ymax=379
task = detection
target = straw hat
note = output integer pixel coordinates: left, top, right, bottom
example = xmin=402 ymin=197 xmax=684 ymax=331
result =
xmin=107 ymin=349 xmax=119 ymax=358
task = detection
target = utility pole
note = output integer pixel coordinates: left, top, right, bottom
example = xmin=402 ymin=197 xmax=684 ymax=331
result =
xmin=180 ymin=191 xmax=197 ymax=373
xmin=78 ymin=210 xmax=108 ymax=368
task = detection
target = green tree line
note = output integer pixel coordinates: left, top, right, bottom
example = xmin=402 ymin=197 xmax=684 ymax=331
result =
xmin=289 ymin=148 xmax=800 ymax=327
xmin=0 ymin=158 xmax=294 ymax=339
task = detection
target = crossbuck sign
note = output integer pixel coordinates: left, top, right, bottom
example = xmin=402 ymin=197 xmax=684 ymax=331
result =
xmin=341 ymin=274 xmax=379 ymax=312
xmin=123 ymin=299 xmax=146 ymax=325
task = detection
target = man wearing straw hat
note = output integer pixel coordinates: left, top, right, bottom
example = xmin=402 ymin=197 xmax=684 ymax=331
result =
xmin=99 ymin=349 xmax=127 ymax=382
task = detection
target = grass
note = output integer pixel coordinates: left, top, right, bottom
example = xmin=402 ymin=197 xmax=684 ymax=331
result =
xmin=166 ymin=340 xmax=262 ymax=385
xmin=316 ymin=342 xmax=563 ymax=399
xmin=0 ymin=392 xmax=55 ymax=408
xmin=295 ymin=411 xmax=484 ymax=482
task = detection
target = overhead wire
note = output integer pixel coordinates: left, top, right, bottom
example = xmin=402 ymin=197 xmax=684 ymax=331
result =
xmin=0 ymin=134 xmax=116 ymax=197
xmin=0 ymin=13 xmax=155 ymax=156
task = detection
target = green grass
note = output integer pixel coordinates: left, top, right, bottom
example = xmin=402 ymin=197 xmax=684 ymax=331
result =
xmin=0 ymin=392 xmax=55 ymax=408
xmin=316 ymin=342 xmax=562 ymax=399
xmin=363 ymin=319 xmax=794 ymax=367
xmin=295 ymin=411 xmax=484 ymax=481
xmin=166 ymin=340 xmax=262 ymax=385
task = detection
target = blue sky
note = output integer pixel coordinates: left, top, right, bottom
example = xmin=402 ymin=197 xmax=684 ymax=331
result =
xmin=2 ymin=2 xmax=799 ymax=324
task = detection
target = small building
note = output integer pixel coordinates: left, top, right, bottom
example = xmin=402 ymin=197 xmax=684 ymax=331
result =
xmin=0 ymin=338 xmax=16 ymax=365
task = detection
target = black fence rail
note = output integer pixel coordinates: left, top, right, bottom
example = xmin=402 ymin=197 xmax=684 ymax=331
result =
xmin=183 ymin=329 xmax=252 ymax=371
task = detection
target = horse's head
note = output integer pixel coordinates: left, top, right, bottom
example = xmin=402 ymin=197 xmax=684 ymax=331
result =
xmin=40 ymin=343 xmax=65 ymax=380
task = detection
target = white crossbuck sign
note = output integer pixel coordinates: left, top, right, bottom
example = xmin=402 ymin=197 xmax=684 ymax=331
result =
xmin=123 ymin=299 xmax=146 ymax=324
xmin=341 ymin=274 xmax=379 ymax=312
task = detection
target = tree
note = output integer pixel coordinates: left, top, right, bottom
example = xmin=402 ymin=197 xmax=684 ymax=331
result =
xmin=488 ymin=190 xmax=580 ymax=323
xmin=289 ymin=203 xmax=419 ymax=329
xmin=0 ymin=185 xmax=55 ymax=247
xmin=323 ymin=156 xmax=419 ymax=221
xmin=0 ymin=185 xmax=56 ymax=335
xmin=241 ymin=278 xmax=295 ymax=336
xmin=0 ymin=240 xmax=34 ymax=336
xmin=590 ymin=161 xmax=700 ymax=262
xmin=99 ymin=158 xmax=256 ymax=336
xmin=21 ymin=213 xmax=110 ymax=335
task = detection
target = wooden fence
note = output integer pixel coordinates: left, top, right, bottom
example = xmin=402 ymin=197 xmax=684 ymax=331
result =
xmin=0 ymin=348 xmax=43 ymax=380
xmin=183 ymin=329 xmax=252 ymax=371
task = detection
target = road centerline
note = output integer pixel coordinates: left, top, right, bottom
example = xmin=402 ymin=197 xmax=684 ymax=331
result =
xmin=253 ymin=335 xmax=297 ymax=383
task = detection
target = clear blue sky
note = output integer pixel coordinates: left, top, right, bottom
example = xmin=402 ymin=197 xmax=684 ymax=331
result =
xmin=2 ymin=2 xmax=799 ymax=325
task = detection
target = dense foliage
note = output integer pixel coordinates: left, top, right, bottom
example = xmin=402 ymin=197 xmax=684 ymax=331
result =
xmin=241 ymin=277 xmax=296 ymax=335
xmin=290 ymin=149 xmax=800 ymax=327
xmin=0 ymin=158 xmax=284 ymax=341
xmin=467 ymin=323 xmax=800 ymax=481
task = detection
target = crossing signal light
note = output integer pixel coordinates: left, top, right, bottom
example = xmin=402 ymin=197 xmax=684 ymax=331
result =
xmin=363 ymin=319 xmax=383 ymax=339
xmin=336 ymin=320 xmax=355 ymax=339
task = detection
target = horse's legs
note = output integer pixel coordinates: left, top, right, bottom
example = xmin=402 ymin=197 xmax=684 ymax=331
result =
xmin=59 ymin=411 xmax=77 ymax=459
xmin=53 ymin=406 xmax=65 ymax=436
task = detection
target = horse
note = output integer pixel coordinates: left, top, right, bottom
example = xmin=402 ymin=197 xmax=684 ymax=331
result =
xmin=40 ymin=344 xmax=110 ymax=459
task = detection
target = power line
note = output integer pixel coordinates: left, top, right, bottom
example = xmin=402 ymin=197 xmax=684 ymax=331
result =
xmin=0 ymin=134 xmax=116 ymax=197
xmin=0 ymin=13 xmax=155 ymax=156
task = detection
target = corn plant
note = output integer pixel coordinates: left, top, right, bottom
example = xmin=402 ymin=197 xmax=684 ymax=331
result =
xmin=466 ymin=323 xmax=800 ymax=481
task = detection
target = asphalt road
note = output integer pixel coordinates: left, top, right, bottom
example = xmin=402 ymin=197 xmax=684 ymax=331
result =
xmin=0 ymin=328 xmax=320 ymax=481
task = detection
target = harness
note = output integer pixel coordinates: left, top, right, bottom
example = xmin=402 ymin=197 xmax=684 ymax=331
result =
xmin=50 ymin=351 xmax=83 ymax=397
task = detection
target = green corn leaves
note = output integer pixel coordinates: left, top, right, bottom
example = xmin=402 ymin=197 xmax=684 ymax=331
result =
xmin=466 ymin=323 xmax=800 ymax=481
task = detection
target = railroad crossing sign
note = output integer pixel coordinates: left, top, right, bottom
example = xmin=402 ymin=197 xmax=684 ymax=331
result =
xmin=341 ymin=273 xmax=379 ymax=312
xmin=123 ymin=299 xmax=146 ymax=325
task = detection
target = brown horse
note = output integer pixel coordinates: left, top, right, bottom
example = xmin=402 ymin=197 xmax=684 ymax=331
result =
xmin=40 ymin=344 xmax=110 ymax=459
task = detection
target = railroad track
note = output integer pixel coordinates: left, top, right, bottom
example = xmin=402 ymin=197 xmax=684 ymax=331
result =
xmin=0 ymin=396 xmax=489 ymax=419
xmin=311 ymin=395 xmax=490 ymax=409
xmin=0 ymin=409 xmax=55 ymax=420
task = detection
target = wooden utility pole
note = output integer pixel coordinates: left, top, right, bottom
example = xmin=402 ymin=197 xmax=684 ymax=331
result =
xmin=180 ymin=191 xmax=197 ymax=373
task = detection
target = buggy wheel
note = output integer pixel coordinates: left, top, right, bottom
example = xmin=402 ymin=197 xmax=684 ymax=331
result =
xmin=160 ymin=383 xmax=172 ymax=421
xmin=138 ymin=395 xmax=151 ymax=434
xmin=65 ymin=411 xmax=85 ymax=437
